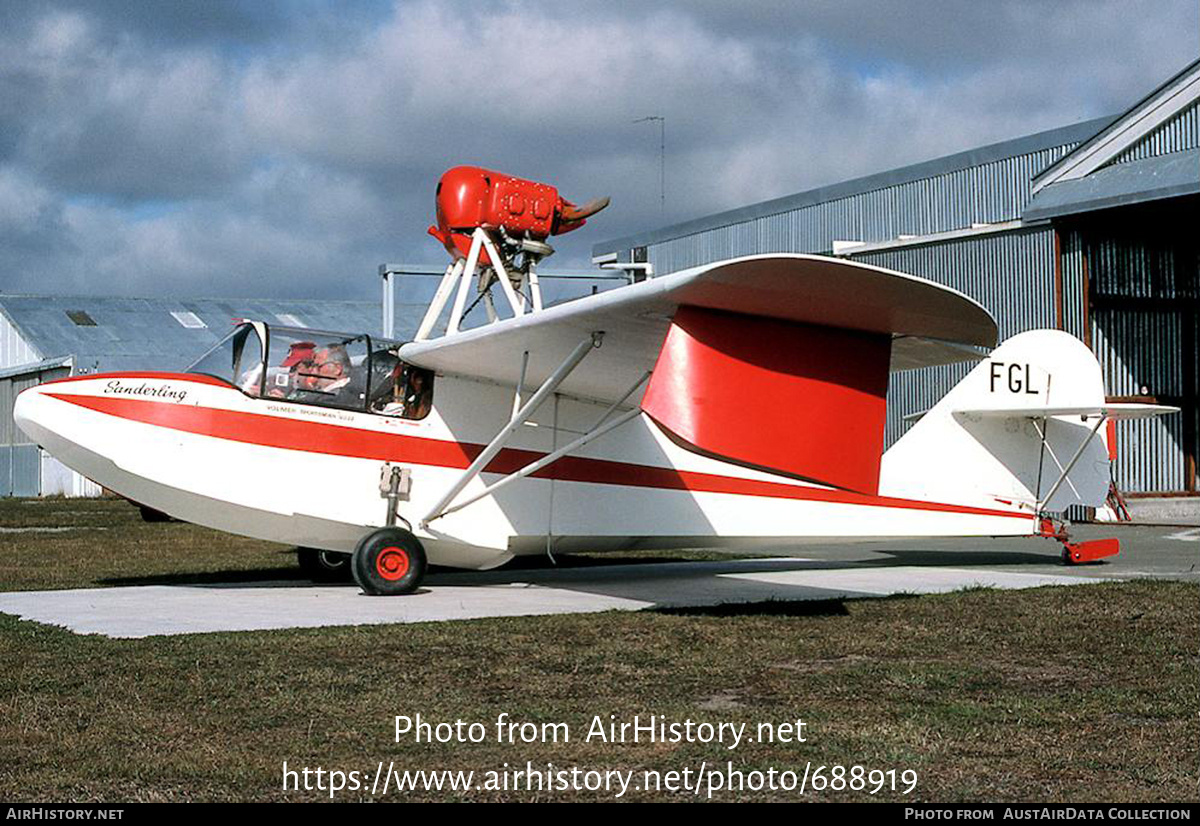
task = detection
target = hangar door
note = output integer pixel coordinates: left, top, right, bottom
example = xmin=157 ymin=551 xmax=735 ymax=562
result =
xmin=1080 ymin=198 xmax=1198 ymax=494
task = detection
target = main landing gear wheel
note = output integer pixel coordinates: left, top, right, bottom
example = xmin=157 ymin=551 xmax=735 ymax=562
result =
xmin=351 ymin=527 xmax=427 ymax=596
xmin=297 ymin=547 xmax=352 ymax=581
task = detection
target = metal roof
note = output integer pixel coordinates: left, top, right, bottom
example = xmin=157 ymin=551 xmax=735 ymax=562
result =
xmin=1023 ymin=148 xmax=1200 ymax=221
xmin=592 ymin=115 xmax=1117 ymax=257
xmin=0 ymin=295 xmax=428 ymax=374
xmin=0 ymin=356 xmax=73 ymax=382
xmin=1032 ymin=57 xmax=1200 ymax=191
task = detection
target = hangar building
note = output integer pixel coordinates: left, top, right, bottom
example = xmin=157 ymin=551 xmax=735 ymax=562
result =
xmin=594 ymin=59 xmax=1200 ymax=499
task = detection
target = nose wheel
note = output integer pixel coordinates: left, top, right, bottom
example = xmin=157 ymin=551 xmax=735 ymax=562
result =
xmin=351 ymin=527 xmax=427 ymax=595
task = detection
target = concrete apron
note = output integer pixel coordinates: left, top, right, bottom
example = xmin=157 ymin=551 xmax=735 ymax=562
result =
xmin=0 ymin=558 xmax=1108 ymax=639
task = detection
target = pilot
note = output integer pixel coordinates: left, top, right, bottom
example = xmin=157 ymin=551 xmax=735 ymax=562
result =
xmin=311 ymin=344 xmax=351 ymax=394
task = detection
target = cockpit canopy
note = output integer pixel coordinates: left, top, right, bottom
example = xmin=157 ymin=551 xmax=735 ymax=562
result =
xmin=187 ymin=322 xmax=433 ymax=419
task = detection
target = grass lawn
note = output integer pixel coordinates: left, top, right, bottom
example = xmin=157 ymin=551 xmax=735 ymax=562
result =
xmin=1 ymin=498 xmax=1196 ymax=802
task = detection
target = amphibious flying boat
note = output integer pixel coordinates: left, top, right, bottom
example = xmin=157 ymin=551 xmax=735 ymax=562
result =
xmin=14 ymin=166 xmax=1178 ymax=595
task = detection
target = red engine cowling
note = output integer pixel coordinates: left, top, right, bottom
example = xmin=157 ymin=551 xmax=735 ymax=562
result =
xmin=428 ymin=166 xmax=608 ymax=262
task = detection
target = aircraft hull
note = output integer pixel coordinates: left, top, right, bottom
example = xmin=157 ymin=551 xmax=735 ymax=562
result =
xmin=14 ymin=371 xmax=1039 ymax=570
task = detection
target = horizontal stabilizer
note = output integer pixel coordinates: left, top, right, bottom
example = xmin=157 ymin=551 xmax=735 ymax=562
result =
xmin=956 ymin=403 xmax=1179 ymax=420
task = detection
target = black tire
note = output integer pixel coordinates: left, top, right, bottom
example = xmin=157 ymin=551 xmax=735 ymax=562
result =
xmin=351 ymin=527 xmax=427 ymax=596
xmin=297 ymin=547 xmax=352 ymax=581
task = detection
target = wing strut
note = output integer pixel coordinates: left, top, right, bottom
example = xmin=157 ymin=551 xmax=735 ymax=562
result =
xmin=426 ymin=373 xmax=648 ymax=523
xmin=421 ymin=332 xmax=605 ymax=528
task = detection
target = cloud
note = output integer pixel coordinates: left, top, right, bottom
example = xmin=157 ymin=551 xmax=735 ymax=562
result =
xmin=3 ymin=13 xmax=251 ymax=202
xmin=0 ymin=0 xmax=1195 ymax=302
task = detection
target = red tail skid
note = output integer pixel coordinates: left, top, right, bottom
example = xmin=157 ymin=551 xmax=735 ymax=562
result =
xmin=1039 ymin=516 xmax=1120 ymax=564
xmin=1061 ymin=537 xmax=1120 ymax=564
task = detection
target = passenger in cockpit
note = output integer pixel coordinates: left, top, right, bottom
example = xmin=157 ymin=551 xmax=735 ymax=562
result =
xmin=271 ymin=341 xmax=316 ymax=397
xmin=402 ymin=368 xmax=432 ymax=419
xmin=369 ymin=359 xmax=432 ymax=420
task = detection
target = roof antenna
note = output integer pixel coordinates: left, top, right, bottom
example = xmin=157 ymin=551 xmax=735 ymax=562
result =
xmin=633 ymin=116 xmax=665 ymax=222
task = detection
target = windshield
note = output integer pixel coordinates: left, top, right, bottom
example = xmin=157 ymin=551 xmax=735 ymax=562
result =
xmin=186 ymin=323 xmax=264 ymax=393
xmin=187 ymin=322 xmax=432 ymax=418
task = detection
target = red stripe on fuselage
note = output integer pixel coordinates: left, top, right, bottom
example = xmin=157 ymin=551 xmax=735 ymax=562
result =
xmin=45 ymin=390 xmax=1030 ymax=521
xmin=43 ymin=371 xmax=232 ymax=388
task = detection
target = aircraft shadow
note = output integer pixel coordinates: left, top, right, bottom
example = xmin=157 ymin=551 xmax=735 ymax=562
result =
xmin=92 ymin=544 xmax=1075 ymax=593
xmin=849 ymin=548 xmax=1062 ymax=567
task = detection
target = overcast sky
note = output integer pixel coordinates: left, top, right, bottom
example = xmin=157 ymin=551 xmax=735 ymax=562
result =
xmin=1 ymin=0 xmax=1196 ymax=300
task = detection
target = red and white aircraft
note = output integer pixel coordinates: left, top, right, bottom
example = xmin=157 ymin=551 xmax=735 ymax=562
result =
xmin=14 ymin=167 xmax=1177 ymax=594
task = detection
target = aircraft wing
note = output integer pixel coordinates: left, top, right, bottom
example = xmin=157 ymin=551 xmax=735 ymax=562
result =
xmin=398 ymin=254 xmax=997 ymax=404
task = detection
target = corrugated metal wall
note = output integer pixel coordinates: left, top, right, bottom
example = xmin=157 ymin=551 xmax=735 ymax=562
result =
xmin=1107 ymin=101 xmax=1200 ymax=165
xmin=856 ymin=209 xmax=1198 ymax=494
xmin=0 ymin=445 xmax=40 ymax=497
xmin=0 ymin=373 xmax=41 ymax=445
xmin=1091 ymin=310 xmax=1186 ymax=492
xmin=1058 ymin=230 xmax=1089 ymax=342
xmin=643 ymin=142 xmax=1079 ymax=274
xmin=40 ymin=451 xmax=103 ymax=497
xmin=2 ymin=365 xmax=71 ymax=496
xmin=0 ymin=310 xmax=41 ymax=369
xmin=852 ymin=227 xmax=1057 ymax=446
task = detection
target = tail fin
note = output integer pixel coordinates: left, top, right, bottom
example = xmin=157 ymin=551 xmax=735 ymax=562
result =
xmin=881 ymin=330 xmax=1147 ymax=514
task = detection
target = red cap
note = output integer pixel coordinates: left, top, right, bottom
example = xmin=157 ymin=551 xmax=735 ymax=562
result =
xmin=281 ymin=342 xmax=315 ymax=367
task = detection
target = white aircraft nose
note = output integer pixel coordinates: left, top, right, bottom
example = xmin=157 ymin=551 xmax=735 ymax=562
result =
xmin=12 ymin=380 xmax=119 ymax=495
xmin=12 ymin=382 xmax=75 ymax=457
